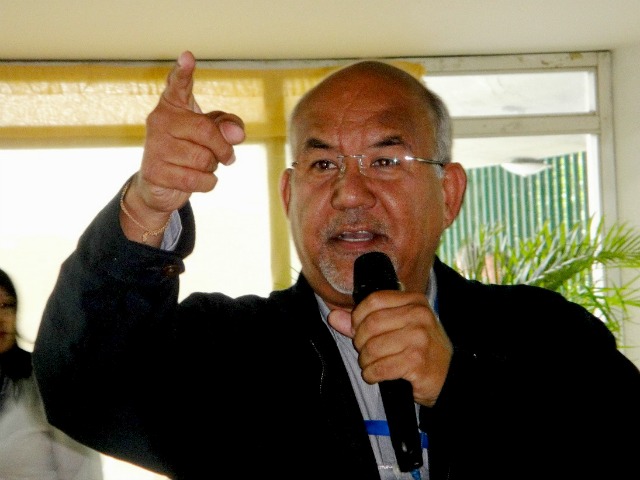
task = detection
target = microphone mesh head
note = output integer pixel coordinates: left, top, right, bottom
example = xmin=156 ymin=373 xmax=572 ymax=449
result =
xmin=353 ymin=251 xmax=399 ymax=305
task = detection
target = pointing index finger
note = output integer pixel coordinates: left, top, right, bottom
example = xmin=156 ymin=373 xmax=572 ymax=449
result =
xmin=162 ymin=50 xmax=200 ymax=112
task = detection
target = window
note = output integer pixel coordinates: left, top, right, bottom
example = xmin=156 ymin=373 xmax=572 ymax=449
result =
xmin=413 ymin=53 xmax=611 ymax=265
xmin=0 ymin=51 xmax=613 ymax=480
xmin=0 ymin=50 xmax=614 ymax=335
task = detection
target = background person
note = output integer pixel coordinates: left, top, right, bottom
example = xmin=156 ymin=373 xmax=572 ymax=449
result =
xmin=0 ymin=267 xmax=104 ymax=480
xmin=33 ymin=51 xmax=640 ymax=480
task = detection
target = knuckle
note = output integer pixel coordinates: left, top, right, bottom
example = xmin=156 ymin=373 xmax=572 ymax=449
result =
xmin=193 ymin=113 xmax=214 ymax=133
xmin=189 ymin=146 xmax=214 ymax=171
xmin=145 ymin=109 xmax=163 ymax=130
xmin=182 ymin=173 xmax=201 ymax=192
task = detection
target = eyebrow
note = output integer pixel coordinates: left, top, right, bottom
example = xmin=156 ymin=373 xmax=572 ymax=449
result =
xmin=303 ymin=135 xmax=406 ymax=151
xmin=373 ymin=135 xmax=405 ymax=148
xmin=303 ymin=138 xmax=331 ymax=150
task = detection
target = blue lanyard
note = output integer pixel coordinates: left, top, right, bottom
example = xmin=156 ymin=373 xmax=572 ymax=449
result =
xmin=364 ymin=419 xmax=428 ymax=449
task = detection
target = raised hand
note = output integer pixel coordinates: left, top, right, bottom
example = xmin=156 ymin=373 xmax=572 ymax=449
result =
xmin=120 ymin=51 xmax=246 ymax=244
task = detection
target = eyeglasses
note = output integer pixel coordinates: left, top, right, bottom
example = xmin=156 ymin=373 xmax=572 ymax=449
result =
xmin=291 ymin=154 xmax=444 ymax=182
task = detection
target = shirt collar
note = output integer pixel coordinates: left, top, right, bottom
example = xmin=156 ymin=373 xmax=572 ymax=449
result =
xmin=316 ymin=266 xmax=439 ymax=324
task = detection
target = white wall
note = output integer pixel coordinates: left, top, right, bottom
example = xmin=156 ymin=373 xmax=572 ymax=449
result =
xmin=612 ymin=43 xmax=640 ymax=368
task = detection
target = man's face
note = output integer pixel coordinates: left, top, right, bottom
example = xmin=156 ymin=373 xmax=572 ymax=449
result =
xmin=281 ymin=66 xmax=464 ymax=309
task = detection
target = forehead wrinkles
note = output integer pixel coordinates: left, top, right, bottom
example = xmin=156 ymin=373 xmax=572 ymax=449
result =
xmin=295 ymin=91 xmax=424 ymax=151
xmin=291 ymin=65 xmax=435 ymax=153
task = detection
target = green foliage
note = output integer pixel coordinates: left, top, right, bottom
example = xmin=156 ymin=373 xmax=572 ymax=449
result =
xmin=451 ymin=218 xmax=640 ymax=340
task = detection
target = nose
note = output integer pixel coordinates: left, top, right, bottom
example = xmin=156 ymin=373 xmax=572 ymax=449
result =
xmin=331 ymin=156 xmax=376 ymax=210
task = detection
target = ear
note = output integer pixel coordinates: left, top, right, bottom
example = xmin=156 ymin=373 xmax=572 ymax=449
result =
xmin=280 ymin=168 xmax=293 ymax=216
xmin=441 ymin=163 xmax=467 ymax=228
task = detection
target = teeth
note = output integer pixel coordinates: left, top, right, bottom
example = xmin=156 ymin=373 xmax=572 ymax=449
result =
xmin=338 ymin=231 xmax=374 ymax=241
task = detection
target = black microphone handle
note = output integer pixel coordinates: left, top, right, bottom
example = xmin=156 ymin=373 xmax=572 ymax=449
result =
xmin=353 ymin=251 xmax=423 ymax=473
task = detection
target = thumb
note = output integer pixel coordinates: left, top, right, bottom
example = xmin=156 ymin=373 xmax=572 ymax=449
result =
xmin=208 ymin=111 xmax=246 ymax=145
xmin=327 ymin=309 xmax=354 ymax=339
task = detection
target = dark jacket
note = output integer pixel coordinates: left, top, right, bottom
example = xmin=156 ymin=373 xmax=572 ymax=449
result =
xmin=33 ymin=190 xmax=640 ymax=480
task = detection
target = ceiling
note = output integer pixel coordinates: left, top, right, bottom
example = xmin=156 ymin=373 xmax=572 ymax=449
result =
xmin=2 ymin=0 xmax=640 ymax=61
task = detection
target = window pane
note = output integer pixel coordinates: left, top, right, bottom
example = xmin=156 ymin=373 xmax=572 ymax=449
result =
xmin=439 ymin=135 xmax=595 ymax=276
xmin=425 ymin=71 xmax=595 ymax=117
xmin=0 ymin=144 xmax=272 ymax=348
xmin=0 ymin=147 xmax=140 ymax=346
xmin=181 ymin=143 xmax=272 ymax=299
xmin=452 ymin=134 xmax=590 ymax=169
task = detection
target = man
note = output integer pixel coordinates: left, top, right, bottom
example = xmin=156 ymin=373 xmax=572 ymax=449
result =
xmin=33 ymin=51 xmax=640 ymax=480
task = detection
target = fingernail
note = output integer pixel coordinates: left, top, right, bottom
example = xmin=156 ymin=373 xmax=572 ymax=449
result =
xmin=177 ymin=51 xmax=188 ymax=67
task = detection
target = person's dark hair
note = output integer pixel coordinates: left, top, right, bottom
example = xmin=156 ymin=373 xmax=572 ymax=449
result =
xmin=0 ymin=268 xmax=17 ymax=309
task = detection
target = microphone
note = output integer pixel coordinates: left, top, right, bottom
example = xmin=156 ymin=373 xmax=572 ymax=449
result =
xmin=353 ymin=251 xmax=423 ymax=473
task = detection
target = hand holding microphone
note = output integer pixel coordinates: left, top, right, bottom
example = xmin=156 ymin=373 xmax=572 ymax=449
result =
xmin=327 ymin=251 xmax=453 ymax=471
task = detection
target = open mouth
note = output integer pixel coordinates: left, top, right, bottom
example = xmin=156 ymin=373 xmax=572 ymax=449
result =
xmin=337 ymin=230 xmax=375 ymax=242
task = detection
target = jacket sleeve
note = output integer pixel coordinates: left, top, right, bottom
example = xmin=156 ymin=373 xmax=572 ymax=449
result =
xmin=32 ymin=182 xmax=195 ymax=477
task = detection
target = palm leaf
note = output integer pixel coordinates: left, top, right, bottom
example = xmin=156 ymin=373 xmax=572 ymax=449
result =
xmin=450 ymin=217 xmax=640 ymax=342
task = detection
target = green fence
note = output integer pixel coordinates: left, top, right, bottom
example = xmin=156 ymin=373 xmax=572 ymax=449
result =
xmin=438 ymin=152 xmax=590 ymax=267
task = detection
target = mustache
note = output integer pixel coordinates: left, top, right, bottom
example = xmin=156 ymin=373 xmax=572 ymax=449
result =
xmin=320 ymin=210 xmax=388 ymax=240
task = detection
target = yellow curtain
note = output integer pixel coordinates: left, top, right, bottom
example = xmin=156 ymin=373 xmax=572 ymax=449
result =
xmin=0 ymin=64 xmax=334 ymax=146
xmin=0 ymin=59 xmax=425 ymax=288
xmin=0 ymin=60 xmax=424 ymax=145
